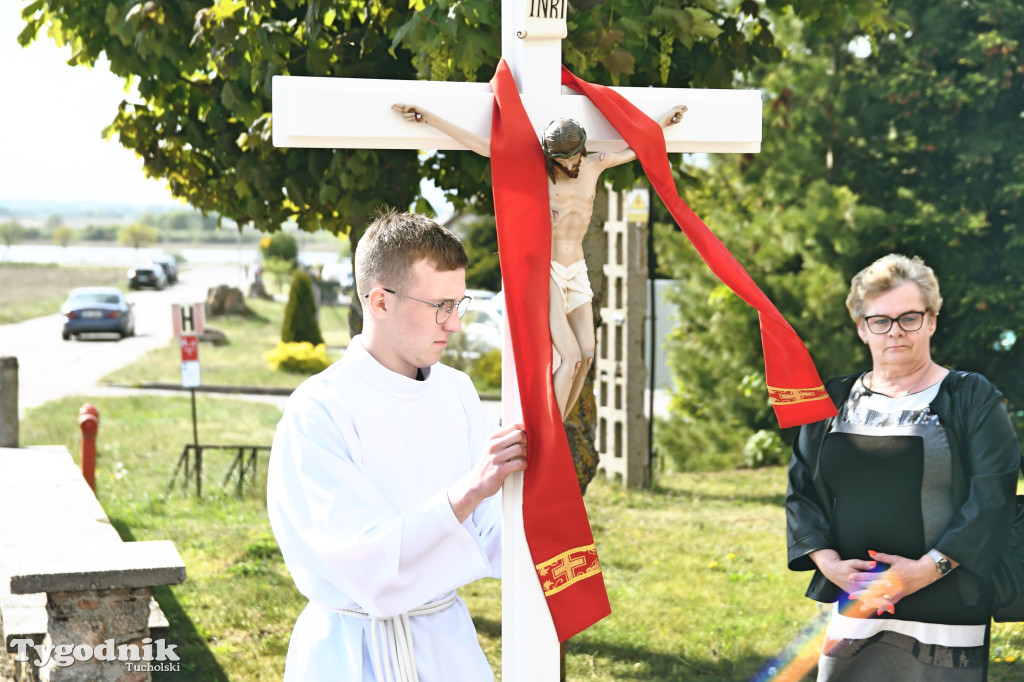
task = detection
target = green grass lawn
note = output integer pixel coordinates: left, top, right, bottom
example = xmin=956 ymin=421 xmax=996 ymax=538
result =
xmin=103 ymin=297 xmax=351 ymax=389
xmin=18 ymin=394 xmax=1024 ymax=680
xmin=15 ymin=291 xmax=1024 ymax=680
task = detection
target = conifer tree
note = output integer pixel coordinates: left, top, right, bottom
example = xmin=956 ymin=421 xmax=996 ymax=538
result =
xmin=282 ymin=269 xmax=324 ymax=346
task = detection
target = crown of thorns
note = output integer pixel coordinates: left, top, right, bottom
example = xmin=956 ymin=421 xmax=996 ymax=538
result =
xmin=541 ymin=118 xmax=587 ymax=159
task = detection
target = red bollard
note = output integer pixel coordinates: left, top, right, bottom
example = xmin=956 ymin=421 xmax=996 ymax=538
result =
xmin=78 ymin=404 xmax=99 ymax=492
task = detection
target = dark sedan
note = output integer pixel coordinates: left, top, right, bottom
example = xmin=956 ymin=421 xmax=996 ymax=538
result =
xmin=127 ymin=263 xmax=167 ymax=290
xmin=151 ymin=255 xmax=178 ymax=284
xmin=60 ymin=287 xmax=135 ymax=340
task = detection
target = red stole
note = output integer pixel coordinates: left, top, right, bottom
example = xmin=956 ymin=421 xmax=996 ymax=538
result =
xmin=490 ymin=60 xmax=610 ymax=642
xmin=488 ymin=60 xmax=834 ymax=642
xmin=559 ymin=66 xmax=837 ymax=428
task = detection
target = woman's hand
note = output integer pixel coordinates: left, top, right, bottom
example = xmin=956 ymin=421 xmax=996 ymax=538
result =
xmin=810 ymin=548 xmax=894 ymax=616
xmin=813 ymin=548 xmax=950 ymax=617
xmin=854 ymin=549 xmax=949 ymax=611
xmin=810 ymin=549 xmax=880 ymax=596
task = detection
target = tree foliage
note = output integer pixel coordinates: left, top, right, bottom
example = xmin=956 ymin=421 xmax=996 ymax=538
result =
xmin=118 ymin=222 xmax=158 ymax=250
xmin=390 ymin=0 xmax=896 ymax=213
xmin=18 ymin=1 xmax=421 ymax=235
xmin=148 ymin=209 xmax=219 ymax=233
xmin=834 ymin=0 xmax=1024 ymax=411
xmin=261 ymin=231 xmax=298 ymax=265
xmin=656 ymin=0 xmax=1024 ymax=469
xmin=456 ymin=214 xmax=501 ymax=292
xmin=0 ymin=221 xmax=25 ymax=250
xmin=20 ymin=0 xmax=892 ymax=233
xmin=52 ymin=226 xmax=77 ymax=248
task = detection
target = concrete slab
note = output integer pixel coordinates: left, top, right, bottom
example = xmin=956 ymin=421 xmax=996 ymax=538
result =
xmin=8 ymin=541 xmax=185 ymax=595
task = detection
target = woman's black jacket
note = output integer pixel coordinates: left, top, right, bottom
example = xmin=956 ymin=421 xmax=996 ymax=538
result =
xmin=785 ymin=369 xmax=1021 ymax=606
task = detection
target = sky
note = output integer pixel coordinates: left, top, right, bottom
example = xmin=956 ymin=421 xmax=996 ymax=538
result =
xmin=0 ymin=6 xmax=454 ymax=219
xmin=0 ymin=5 xmax=182 ymax=207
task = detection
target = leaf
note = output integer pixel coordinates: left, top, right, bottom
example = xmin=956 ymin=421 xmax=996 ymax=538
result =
xmin=210 ymin=0 xmax=246 ymax=22
xmin=284 ymin=178 xmax=307 ymax=206
xmin=687 ymin=9 xmax=723 ymax=40
xmin=389 ymin=17 xmax=416 ymax=55
xmin=605 ymin=47 xmax=636 ymax=81
xmin=220 ymin=81 xmax=238 ymax=110
xmin=616 ymin=16 xmax=646 ymax=40
xmin=738 ymin=0 xmax=760 ymax=16
xmin=318 ymin=184 xmax=339 ymax=205
xmin=452 ymin=28 xmax=494 ymax=76
xmin=651 ymin=6 xmax=691 ymax=34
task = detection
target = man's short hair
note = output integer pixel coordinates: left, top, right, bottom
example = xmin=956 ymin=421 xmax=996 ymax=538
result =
xmin=354 ymin=209 xmax=468 ymax=300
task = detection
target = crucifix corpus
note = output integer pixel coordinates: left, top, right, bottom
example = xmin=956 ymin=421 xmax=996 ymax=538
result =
xmin=391 ymin=101 xmax=687 ymax=421
xmin=273 ymin=1 xmax=833 ymax=680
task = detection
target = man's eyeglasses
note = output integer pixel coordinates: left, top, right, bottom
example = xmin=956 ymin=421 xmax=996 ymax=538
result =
xmin=863 ymin=310 xmax=928 ymax=335
xmin=366 ymin=288 xmax=472 ymax=325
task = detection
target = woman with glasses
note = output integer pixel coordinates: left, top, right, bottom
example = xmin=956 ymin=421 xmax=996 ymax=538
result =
xmin=786 ymin=254 xmax=1020 ymax=681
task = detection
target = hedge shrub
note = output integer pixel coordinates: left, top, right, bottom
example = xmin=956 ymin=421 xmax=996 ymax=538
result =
xmin=264 ymin=341 xmax=331 ymax=374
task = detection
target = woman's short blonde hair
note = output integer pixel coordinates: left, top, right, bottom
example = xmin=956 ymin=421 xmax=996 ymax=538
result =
xmin=845 ymin=254 xmax=943 ymax=323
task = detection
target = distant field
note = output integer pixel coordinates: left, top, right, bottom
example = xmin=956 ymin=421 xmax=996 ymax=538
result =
xmin=0 ymin=264 xmax=125 ymax=323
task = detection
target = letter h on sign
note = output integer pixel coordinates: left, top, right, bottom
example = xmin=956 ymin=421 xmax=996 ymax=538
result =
xmin=172 ymin=303 xmax=205 ymax=337
xmin=172 ymin=304 xmax=205 ymax=388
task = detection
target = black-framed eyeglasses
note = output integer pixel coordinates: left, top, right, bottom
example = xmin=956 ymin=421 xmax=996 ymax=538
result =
xmin=365 ymin=288 xmax=472 ymax=325
xmin=863 ymin=310 xmax=928 ymax=335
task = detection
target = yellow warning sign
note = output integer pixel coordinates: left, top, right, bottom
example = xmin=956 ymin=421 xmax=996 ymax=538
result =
xmin=626 ymin=190 xmax=650 ymax=223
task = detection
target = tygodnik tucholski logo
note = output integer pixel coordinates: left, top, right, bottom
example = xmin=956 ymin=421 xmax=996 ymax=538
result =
xmin=9 ymin=636 xmax=180 ymax=671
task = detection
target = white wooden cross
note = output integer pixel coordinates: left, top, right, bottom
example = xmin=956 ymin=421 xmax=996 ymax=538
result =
xmin=272 ymin=1 xmax=761 ymax=679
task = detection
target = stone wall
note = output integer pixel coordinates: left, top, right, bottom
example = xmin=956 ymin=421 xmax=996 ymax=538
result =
xmin=0 ymin=447 xmax=185 ymax=682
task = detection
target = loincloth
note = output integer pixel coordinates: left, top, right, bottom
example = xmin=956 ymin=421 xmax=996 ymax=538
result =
xmin=550 ymin=260 xmax=594 ymax=313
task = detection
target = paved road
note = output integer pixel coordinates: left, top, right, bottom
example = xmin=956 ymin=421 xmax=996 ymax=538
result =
xmin=0 ymin=262 xmax=511 ymax=424
xmin=0 ymin=264 xmax=249 ymax=416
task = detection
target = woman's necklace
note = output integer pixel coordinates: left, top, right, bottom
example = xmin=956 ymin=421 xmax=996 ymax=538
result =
xmin=865 ymin=361 xmax=934 ymax=397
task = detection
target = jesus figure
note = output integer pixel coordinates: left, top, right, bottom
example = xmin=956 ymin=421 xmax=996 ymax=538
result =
xmin=393 ymin=102 xmax=686 ymax=420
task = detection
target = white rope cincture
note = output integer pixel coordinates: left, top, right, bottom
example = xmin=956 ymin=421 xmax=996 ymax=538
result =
xmin=328 ymin=591 xmax=458 ymax=682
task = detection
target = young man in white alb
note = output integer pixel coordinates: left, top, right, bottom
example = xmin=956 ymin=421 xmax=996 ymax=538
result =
xmin=268 ymin=210 xmax=527 ymax=681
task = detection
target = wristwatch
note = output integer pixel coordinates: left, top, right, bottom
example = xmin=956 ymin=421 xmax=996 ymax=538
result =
xmin=927 ymin=549 xmax=953 ymax=576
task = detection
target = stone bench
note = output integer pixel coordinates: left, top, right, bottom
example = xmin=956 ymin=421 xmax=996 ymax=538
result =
xmin=0 ymin=446 xmax=186 ymax=682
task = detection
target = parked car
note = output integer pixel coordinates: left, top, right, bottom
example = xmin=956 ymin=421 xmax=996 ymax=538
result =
xmin=150 ymin=255 xmax=178 ymax=284
xmin=466 ymin=288 xmax=497 ymax=301
xmin=60 ymin=287 xmax=135 ymax=340
xmin=321 ymin=262 xmax=355 ymax=294
xmin=127 ymin=263 xmax=167 ymax=290
xmin=460 ymin=297 xmax=503 ymax=353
